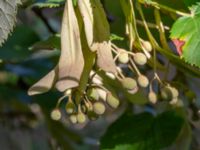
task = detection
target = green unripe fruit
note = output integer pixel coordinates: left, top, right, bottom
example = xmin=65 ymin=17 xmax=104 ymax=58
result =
xmin=121 ymin=77 xmax=137 ymax=90
xmin=77 ymin=113 xmax=86 ymax=124
xmin=87 ymin=88 xmax=99 ymax=101
xmin=51 ymin=109 xmax=61 ymax=121
xmin=87 ymin=111 xmax=99 ymax=121
xmin=137 ymin=75 xmax=149 ymax=88
xmin=65 ymin=102 xmax=75 ymax=114
xmin=118 ymin=52 xmax=129 ymax=64
xmin=93 ymin=102 xmax=106 ymax=115
xmin=142 ymin=41 xmax=152 ymax=52
xmin=161 ymin=86 xmax=179 ymax=101
xmin=69 ymin=114 xmax=77 ymax=124
xmin=133 ymin=52 xmax=147 ymax=65
xmin=106 ymin=93 xmax=120 ymax=109
xmin=161 ymin=87 xmax=173 ymax=101
xmin=148 ymin=92 xmax=157 ymax=104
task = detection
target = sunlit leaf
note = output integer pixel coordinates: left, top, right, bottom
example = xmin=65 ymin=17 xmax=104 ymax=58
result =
xmin=170 ymin=3 xmax=200 ymax=67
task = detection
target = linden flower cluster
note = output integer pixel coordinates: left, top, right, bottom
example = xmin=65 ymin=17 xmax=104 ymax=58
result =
xmin=29 ymin=0 xmax=180 ymax=125
xmin=51 ymin=85 xmax=120 ymax=124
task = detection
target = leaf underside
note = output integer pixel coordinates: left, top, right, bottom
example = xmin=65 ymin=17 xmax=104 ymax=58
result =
xmin=0 ymin=0 xmax=21 ymax=46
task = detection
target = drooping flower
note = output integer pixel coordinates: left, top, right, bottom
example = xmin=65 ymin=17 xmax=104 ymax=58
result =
xmin=28 ymin=0 xmax=117 ymax=96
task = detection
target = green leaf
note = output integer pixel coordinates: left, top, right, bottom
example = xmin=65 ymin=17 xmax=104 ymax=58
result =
xmin=184 ymin=0 xmax=198 ymax=7
xmin=170 ymin=3 xmax=200 ymax=67
xmin=30 ymin=34 xmax=61 ymax=51
xmin=0 ymin=0 xmax=21 ymax=46
xmin=0 ymin=25 xmax=39 ymax=62
xmin=101 ymin=111 xmax=184 ymax=150
xmin=110 ymin=34 xmax=124 ymax=41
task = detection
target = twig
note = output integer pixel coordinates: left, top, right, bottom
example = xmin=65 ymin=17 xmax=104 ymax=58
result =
xmin=32 ymin=7 xmax=56 ymax=34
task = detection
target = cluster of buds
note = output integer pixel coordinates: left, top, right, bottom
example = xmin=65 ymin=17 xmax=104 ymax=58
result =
xmin=51 ymin=80 xmax=120 ymax=124
xmin=29 ymin=0 xmax=181 ymax=125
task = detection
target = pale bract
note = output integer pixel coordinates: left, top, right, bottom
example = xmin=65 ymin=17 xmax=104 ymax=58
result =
xmin=28 ymin=0 xmax=84 ymax=95
xmin=78 ymin=0 xmax=116 ymax=74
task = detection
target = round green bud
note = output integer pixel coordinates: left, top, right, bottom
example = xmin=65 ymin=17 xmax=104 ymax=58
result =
xmin=133 ymin=52 xmax=147 ymax=65
xmin=160 ymin=86 xmax=173 ymax=101
xmin=121 ymin=77 xmax=137 ymax=90
xmin=118 ymin=52 xmax=129 ymax=64
xmin=148 ymin=92 xmax=157 ymax=104
xmin=106 ymin=93 xmax=120 ymax=109
xmin=87 ymin=88 xmax=99 ymax=101
xmin=69 ymin=114 xmax=77 ymax=124
xmin=87 ymin=111 xmax=99 ymax=121
xmin=137 ymin=75 xmax=149 ymax=88
xmin=77 ymin=113 xmax=86 ymax=124
xmin=65 ymin=102 xmax=75 ymax=114
xmin=93 ymin=102 xmax=106 ymax=115
xmin=142 ymin=41 xmax=152 ymax=52
xmin=51 ymin=109 xmax=61 ymax=121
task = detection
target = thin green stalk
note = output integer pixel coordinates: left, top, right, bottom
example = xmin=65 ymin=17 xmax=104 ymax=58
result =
xmin=138 ymin=0 xmax=191 ymax=17
xmin=136 ymin=2 xmax=158 ymax=48
xmin=154 ymin=9 xmax=170 ymax=50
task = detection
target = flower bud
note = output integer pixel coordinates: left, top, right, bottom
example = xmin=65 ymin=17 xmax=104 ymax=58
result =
xmin=118 ymin=52 xmax=129 ymax=64
xmin=137 ymin=75 xmax=149 ymax=88
xmin=51 ymin=109 xmax=61 ymax=121
xmin=93 ymin=102 xmax=106 ymax=115
xmin=106 ymin=93 xmax=120 ymax=109
xmin=133 ymin=52 xmax=147 ymax=65
xmin=121 ymin=77 xmax=137 ymax=90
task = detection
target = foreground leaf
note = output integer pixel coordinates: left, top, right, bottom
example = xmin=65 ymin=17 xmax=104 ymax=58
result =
xmin=170 ymin=3 xmax=200 ymax=67
xmin=0 ymin=0 xmax=21 ymax=46
xmin=101 ymin=111 xmax=184 ymax=150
